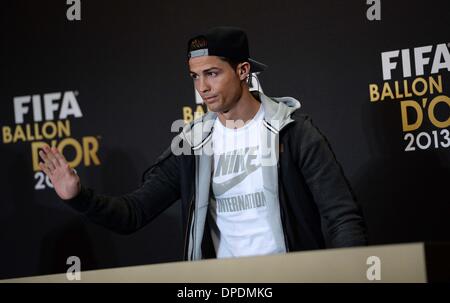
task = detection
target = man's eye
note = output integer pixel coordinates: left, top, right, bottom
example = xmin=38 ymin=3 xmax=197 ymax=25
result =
xmin=191 ymin=74 xmax=198 ymax=80
xmin=207 ymin=72 xmax=217 ymax=77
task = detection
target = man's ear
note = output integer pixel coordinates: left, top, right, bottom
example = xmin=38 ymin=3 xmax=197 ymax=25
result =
xmin=238 ymin=62 xmax=251 ymax=81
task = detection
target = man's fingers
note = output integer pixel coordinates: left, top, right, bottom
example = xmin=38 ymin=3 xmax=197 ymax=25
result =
xmin=38 ymin=146 xmax=57 ymax=170
xmin=38 ymin=150 xmax=55 ymax=170
xmin=40 ymin=145 xmax=62 ymax=168
xmin=39 ymin=162 xmax=52 ymax=176
xmin=43 ymin=145 xmax=51 ymax=153
xmin=45 ymin=146 xmax=62 ymax=167
xmin=47 ymin=160 xmax=56 ymax=172
xmin=38 ymin=150 xmax=48 ymax=162
xmin=39 ymin=150 xmax=51 ymax=167
xmin=39 ymin=145 xmax=73 ymax=175
xmin=53 ymin=148 xmax=68 ymax=167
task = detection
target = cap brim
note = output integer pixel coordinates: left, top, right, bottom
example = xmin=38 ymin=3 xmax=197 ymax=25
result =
xmin=248 ymin=58 xmax=267 ymax=73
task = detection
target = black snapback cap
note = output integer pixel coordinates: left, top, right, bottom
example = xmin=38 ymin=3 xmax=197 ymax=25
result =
xmin=187 ymin=26 xmax=267 ymax=73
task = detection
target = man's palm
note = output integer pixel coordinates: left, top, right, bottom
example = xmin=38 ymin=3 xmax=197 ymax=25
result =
xmin=39 ymin=146 xmax=80 ymax=200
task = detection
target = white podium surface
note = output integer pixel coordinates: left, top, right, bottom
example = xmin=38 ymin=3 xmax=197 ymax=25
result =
xmin=1 ymin=243 xmax=431 ymax=283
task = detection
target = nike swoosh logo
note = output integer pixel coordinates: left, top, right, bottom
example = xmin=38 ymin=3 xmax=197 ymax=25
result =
xmin=212 ymin=164 xmax=261 ymax=196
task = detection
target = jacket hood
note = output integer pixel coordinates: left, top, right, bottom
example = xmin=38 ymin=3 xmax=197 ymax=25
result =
xmin=180 ymin=91 xmax=301 ymax=149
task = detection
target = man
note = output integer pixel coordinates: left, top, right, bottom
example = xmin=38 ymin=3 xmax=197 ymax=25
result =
xmin=39 ymin=26 xmax=367 ymax=261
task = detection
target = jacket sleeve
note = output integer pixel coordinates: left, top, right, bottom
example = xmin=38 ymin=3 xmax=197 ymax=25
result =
xmin=297 ymin=116 xmax=368 ymax=247
xmin=64 ymin=146 xmax=181 ymax=234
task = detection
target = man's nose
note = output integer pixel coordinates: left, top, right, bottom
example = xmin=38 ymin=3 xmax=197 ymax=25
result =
xmin=198 ymin=77 xmax=210 ymax=93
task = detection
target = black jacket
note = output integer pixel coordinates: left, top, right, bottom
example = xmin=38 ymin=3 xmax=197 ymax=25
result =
xmin=67 ymin=93 xmax=367 ymax=260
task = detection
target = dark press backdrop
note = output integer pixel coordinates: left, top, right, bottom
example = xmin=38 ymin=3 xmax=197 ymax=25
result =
xmin=1 ymin=0 xmax=449 ymax=279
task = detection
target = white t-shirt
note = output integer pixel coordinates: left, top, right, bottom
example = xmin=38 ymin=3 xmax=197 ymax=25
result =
xmin=209 ymin=105 xmax=286 ymax=258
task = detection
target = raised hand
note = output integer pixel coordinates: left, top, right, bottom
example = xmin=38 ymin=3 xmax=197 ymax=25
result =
xmin=38 ymin=145 xmax=81 ymax=200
